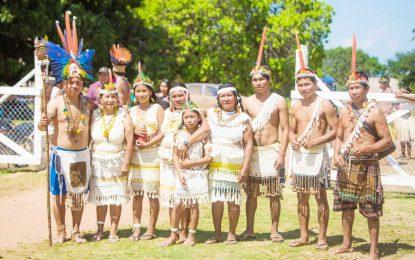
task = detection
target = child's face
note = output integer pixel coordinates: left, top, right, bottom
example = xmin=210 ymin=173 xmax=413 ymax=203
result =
xmin=183 ymin=110 xmax=199 ymax=129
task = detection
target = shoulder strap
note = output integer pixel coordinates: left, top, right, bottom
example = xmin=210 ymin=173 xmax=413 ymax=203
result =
xmin=351 ymin=104 xmax=380 ymax=141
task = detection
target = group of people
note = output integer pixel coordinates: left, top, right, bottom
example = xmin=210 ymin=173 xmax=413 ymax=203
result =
xmin=36 ymin=11 xmax=405 ymax=260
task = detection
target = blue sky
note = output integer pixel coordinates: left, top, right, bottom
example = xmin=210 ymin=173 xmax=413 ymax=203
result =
xmin=324 ymin=0 xmax=415 ymax=64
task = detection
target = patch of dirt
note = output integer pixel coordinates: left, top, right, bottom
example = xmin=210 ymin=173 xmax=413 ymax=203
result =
xmin=0 ymin=187 xmax=166 ymax=249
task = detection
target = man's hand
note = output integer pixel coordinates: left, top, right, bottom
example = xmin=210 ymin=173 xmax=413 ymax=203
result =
xmin=122 ymin=105 xmax=130 ymax=115
xmin=121 ymin=162 xmax=129 ymax=176
xmin=39 ymin=113 xmax=50 ymax=127
xmin=180 ymin=159 xmax=194 ymax=169
xmin=300 ymin=138 xmax=317 ymax=150
xmin=351 ymin=146 xmax=369 ymax=156
xmin=274 ymin=154 xmax=285 ymax=171
xmin=136 ymin=140 xmax=149 ymax=149
xmin=237 ymin=168 xmax=248 ymax=184
xmin=334 ymin=155 xmax=346 ymax=168
xmin=178 ymin=144 xmax=188 ymax=160
xmin=179 ymin=174 xmax=187 ymax=187
xmin=290 ymin=136 xmax=300 ymax=151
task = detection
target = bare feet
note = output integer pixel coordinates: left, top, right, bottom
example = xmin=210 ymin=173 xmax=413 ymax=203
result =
xmin=140 ymin=232 xmax=157 ymax=240
xmin=334 ymin=244 xmax=353 ymax=254
xmin=159 ymin=234 xmax=178 ymax=247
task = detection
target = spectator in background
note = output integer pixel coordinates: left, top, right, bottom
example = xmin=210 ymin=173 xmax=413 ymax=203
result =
xmin=378 ymin=75 xmax=393 ymax=115
xmin=87 ymin=67 xmax=110 ymax=109
xmin=156 ymin=79 xmax=170 ymax=109
xmin=321 ymin=75 xmax=336 ymax=91
xmin=394 ymin=87 xmax=415 ymax=160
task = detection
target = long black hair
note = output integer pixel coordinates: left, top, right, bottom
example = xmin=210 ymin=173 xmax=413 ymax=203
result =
xmin=133 ymin=83 xmax=157 ymax=105
xmin=160 ymin=79 xmax=171 ymax=93
xmin=216 ymin=82 xmax=244 ymax=112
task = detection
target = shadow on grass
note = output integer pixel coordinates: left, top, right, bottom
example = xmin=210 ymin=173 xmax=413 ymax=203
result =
xmin=326 ymin=235 xmax=366 ymax=247
xmin=354 ymin=239 xmax=415 ymax=257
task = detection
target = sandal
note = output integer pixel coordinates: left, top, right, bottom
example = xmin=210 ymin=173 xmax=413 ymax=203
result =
xmin=109 ymin=235 xmax=120 ymax=243
xmin=237 ymin=231 xmax=256 ymax=241
xmin=140 ymin=233 xmax=157 ymax=240
xmin=93 ymin=232 xmax=104 ymax=242
xmin=159 ymin=228 xmax=179 ymax=247
xmin=289 ymin=239 xmax=309 ymax=247
xmin=315 ymin=242 xmax=329 ymax=250
xmin=223 ymin=239 xmax=237 ymax=245
xmin=183 ymin=229 xmax=196 ymax=246
xmin=71 ymin=231 xmax=86 ymax=244
xmin=334 ymin=245 xmax=353 ymax=254
xmin=270 ymin=232 xmax=284 ymax=243
xmin=129 ymin=223 xmax=141 ymax=241
xmin=56 ymin=224 xmax=66 ymax=244
xmin=205 ymin=237 xmax=222 ymax=244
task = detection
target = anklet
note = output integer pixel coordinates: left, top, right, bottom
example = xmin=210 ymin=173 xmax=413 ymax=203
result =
xmin=96 ymin=221 xmax=105 ymax=225
xmin=132 ymin=223 xmax=141 ymax=231
xmin=189 ymin=229 xmax=197 ymax=234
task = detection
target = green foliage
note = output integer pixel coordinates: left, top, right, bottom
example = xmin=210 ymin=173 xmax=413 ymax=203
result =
xmin=388 ymin=50 xmax=415 ymax=91
xmin=1 ymin=0 xmax=332 ymax=97
xmin=136 ymin=0 xmax=333 ymax=95
xmin=322 ymin=47 xmax=386 ymax=90
xmin=0 ymin=0 xmax=142 ymax=85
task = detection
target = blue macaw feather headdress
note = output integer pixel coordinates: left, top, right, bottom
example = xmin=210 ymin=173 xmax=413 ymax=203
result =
xmin=46 ymin=11 xmax=95 ymax=83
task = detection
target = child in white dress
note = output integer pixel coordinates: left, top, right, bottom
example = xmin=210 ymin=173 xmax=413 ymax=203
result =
xmin=160 ymin=103 xmax=211 ymax=247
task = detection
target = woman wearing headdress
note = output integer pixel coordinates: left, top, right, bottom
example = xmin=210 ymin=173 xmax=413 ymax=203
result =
xmin=128 ymin=63 xmax=165 ymax=241
xmin=89 ymin=71 xmax=134 ymax=243
xmin=109 ymin=44 xmax=132 ymax=106
xmin=205 ymin=83 xmax=253 ymax=245
xmin=159 ymin=82 xmax=210 ymax=242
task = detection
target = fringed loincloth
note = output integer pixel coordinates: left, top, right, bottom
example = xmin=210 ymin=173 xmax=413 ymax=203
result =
xmin=291 ymin=145 xmax=330 ymax=194
xmin=246 ymin=143 xmax=283 ymax=197
xmin=54 ymin=147 xmax=91 ymax=211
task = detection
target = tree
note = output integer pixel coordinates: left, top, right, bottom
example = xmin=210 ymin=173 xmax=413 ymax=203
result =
xmin=136 ymin=0 xmax=333 ymax=96
xmin=0 ymin=0 xmax=143 ymax=85
xmin=388 ymin=50 xmax=415 ymax=91
xmin=322 ymin=47 xmax=386 ymax=90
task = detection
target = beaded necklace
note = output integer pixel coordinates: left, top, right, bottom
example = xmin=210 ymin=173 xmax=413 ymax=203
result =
xmin=63 ymin=94 xmax=86 ymax=140
xmin=216 ymin=108 xmax=239 ymax=127
xmin=101 ymin=108 xmax=118 ymax=141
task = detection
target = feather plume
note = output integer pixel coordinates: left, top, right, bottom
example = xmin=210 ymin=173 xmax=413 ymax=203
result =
xmin=256 ymin=26 xmax=268 ymax=69
xmin=295 ymin=32 xmax=306 ymax=72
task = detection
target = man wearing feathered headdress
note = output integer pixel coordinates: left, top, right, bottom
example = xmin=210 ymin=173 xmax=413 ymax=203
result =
xmin=38 ymin=11 xmax=95 ymax=244
xmin=240 ymin=27 xmax=289 ymax=243
xmin=109 ymin=44 xmax=132 ymax=106
xmin=333 ymin=34 xmax=393 ymax=259
xmin=288 ymin=33 xmax=338 ymax=250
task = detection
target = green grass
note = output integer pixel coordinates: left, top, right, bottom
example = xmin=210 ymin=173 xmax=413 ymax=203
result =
xmin=1 ymin=177 xmax=415 ymax=259
xmin=0 ymin=170 xmax=45 ymax=197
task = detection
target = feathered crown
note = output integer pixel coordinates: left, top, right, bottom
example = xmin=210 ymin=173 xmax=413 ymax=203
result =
xmin=250 ymin=27 xmax=272 ymax=79
xmin=133 ymin=62 xmax=153 ymax=88
xmin=346 ymin=34 xmax=369 ymax=87
xmin=378 ymin=72 xmax=390 ymax=84
xmin=109 ymin=44 xmax=132 ymax=65
xmin=295 ymin=32 xmax=316 ymax=80
xmin=181 ymin=100 xmax=199 ymax=111
xmin=46 ymin=11 xmax=95 ymax=83
xmin=100 ymin=69 xmax=117 ymax=94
